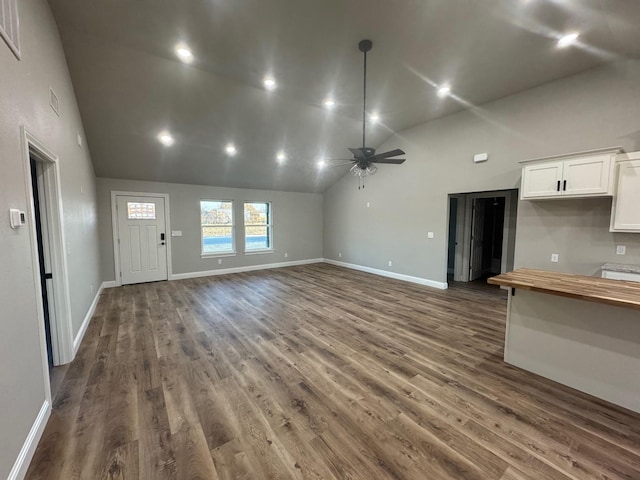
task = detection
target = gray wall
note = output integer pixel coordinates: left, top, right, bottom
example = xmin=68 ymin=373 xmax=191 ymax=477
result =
xmin=324 ymin=60 xmax=640 ymax=283
xmin=97 ymin=178 xmax=323 ymax=280
xmin=0 ymin=0 xmax=101 ymax=477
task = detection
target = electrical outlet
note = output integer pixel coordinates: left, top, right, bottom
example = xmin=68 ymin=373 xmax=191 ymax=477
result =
xmin=284 ymin=252 xmax=288 ymax=258
xmin=90 ymin=284 xmax=94 ymax=295
xmin=218 ymin=258 xmax=223 ymax=265
xmin=338 ymin=252 xmax=342 ymax=258
xmin=616 ymin=245 xmax=626 ymax=255
xmin=366 ymin=202 xmax=370 ymax=208
xmin=551 ymin=253 xmax=559 ymax=263
xmin=388 ymin=260 xmax=393 ymax=267
xmin=427 ymin=232 xmax=434 ymax=239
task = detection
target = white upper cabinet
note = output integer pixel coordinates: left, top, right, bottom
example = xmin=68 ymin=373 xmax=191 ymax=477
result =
xmin=610 ymin=153 xmax=640 ymax=232
xmin=520 ymin=147 xmax=621 ymax=200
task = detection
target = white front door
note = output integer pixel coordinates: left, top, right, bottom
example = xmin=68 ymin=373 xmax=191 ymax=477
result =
xmin=116 ymin=195 xmax=168 ymax=285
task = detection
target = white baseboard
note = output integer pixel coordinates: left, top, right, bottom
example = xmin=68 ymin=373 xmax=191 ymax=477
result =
xmin=7 ymin=400 xmax=51 ymax=480
xmin=323 ymin=258 xmax=448 ymax=290
xmin=72 ymin=282 xmax=106 ymax=356
xmin=170 ymin=258 xmax=324 ymax=281
xmin=102 ymin=280 xmax=117 ymax=289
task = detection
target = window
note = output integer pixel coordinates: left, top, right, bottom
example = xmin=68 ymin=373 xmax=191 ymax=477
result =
xmin=127 ymin=202 xmax=156 ymax=220
xmin=0 ymin=0 xmax=21 ymax=59
xmin=244 ymin=202 xmax=272 ymax=251
xmin=201 ymin=200 xmax=234 ymax=255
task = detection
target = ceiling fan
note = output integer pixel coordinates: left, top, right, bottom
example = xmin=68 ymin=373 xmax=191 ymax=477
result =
xmin=330 ymin=39 xmax=406 ymax=188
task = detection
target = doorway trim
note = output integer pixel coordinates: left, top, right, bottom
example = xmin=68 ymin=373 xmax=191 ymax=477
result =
xmin=20 ymin=127 xmax=74 ymax=374
xmin=110 ymin=191 xmax=172 ymax=286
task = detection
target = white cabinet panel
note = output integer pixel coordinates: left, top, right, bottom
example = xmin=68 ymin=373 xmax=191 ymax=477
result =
xmin=611 ymin=158 xmax=640 ymax=232
xmin=563 ymin=154 xmax=611 ymax=196
xmin=521 ymin=161 xmax=563 ymax=199
xmin=602 ymin=270 xmax=640 ymax=282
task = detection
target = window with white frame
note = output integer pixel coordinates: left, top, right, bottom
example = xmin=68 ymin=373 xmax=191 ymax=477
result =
xmin=200 ymin=200 xmax=235 ymax=255
xmin=0 ymin=0 xmax=21 ymax=59
xmin=244 ymin=202 xmax=272 ymax=251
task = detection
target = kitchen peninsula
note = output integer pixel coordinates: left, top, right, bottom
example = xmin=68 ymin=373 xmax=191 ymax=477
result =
xmin=489 ymin=269 xmax=640 ymax=413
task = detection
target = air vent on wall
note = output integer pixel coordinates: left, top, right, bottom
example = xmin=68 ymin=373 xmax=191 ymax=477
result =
xmin=49 ymin=87 xmax=60 ymax=116
xmin=0 ymin=0 xmax=20 ymax=59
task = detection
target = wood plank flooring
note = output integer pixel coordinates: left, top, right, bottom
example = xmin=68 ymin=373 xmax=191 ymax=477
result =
xmin=26 ymin=264 xmax=640 ymax=479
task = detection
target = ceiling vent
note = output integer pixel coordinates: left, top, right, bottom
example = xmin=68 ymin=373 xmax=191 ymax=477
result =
xmin=49 ymin=87 xmax=60 ymax=116
xmin=0 ymin=0 xmax=20 ymax=59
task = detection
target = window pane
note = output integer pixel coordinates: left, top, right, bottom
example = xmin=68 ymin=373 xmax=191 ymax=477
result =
xmin=202 ymin=226 xmax=233 ymax=253
xmin=246 ymin=226 xmax=269 ymax=250
xmin=127 ymin=202 xmax=156 ymax=219
xmin=244 ymin=202 xmax=269 ymax=225
xmin=201 ymin=200 xmax=233 ymax=225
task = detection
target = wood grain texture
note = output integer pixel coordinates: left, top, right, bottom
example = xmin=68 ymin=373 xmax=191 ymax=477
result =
xmin=488 ymin=268 xmax=640 ymax=310
xmin=26 ymin=264 xmax=640 ymax=479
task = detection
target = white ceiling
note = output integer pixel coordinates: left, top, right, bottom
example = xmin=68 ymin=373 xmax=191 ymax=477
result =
xmin=48 ymin=0 xmax=640 ymax=192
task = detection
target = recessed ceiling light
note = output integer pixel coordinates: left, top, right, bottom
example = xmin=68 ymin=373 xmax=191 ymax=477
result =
xmin=175 ymin=45 xmax=194 ymax=63
xmin=157 ymin=131 xmax=174 ymax=147
xmin=557 ymin=32 xmax=580 ymax=48
xmin=225 ymin=143 xmax=237 ymax=156
xmin=370 ymin=112 xmax=380 ymax=124
xmin=317 ymin=159 xmax=326 ymax=169
xmin=323 ymin=98 xmax=336 ymax=109
xmin=263 ymin=76 xmax=277 ymax=91
xmin=437 ymin=85 xmax=451 ymax=97
xmin=276 ymin=151 xmax=286 ymax=163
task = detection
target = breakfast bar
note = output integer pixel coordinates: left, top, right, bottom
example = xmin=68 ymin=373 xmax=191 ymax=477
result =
xmin=489 ymin=268 xmax=640 ymax=413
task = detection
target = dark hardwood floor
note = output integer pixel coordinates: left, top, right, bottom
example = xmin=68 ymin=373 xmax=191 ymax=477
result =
xmin=26 ymin=263 xmax=640 ymax=479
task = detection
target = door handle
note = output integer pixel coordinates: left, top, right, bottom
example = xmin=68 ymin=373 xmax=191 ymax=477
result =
xmin=160 ymin=233 xmax=165 ymax=246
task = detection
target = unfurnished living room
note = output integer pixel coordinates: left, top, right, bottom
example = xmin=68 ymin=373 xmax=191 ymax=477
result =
xmin=3 ymin=0 xmax=640 ymax=479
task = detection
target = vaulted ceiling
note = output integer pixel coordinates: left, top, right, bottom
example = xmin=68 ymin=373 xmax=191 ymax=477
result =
xmin=49 ymin=0 xmax=640 ymax=192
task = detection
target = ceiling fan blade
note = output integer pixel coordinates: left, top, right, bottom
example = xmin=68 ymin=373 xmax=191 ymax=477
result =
xmin=369 ymin=148 xmax=405 ymax=161
xmin=371 ymin=158 xmax=406 ymax=164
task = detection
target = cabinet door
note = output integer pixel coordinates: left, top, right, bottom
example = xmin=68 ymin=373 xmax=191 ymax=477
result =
xmin=611 ymin=159 xmax=640 ymax=232
xmin=521 ymin=161 xmax=563 ymax=199
xmin=562 ymin=154 xmax=611 ymax=196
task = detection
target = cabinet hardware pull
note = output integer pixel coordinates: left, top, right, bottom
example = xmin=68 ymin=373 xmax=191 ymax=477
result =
xmin=563 ymin=180 xmax=567 ymax=191
xmin=557 ymin=180 xmax=561 ymax=192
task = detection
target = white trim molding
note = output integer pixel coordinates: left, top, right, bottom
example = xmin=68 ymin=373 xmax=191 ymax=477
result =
xmin=7 ymin=400 xmax=51 ymax=480
xmin=170 ymin=258 xmax=324 ymax=281
xmin=102 ymin=280 xmax=118 ymax=289
xmin=323 ymin=258 xmax=448 ymax=290
xmin=72 ymin=282 xmax=107 ymax=355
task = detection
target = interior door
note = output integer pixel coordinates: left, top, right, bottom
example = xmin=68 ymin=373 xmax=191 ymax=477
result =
xmin=116 ymin=195 xmax=168 ymax=285
xmin=469 ymin=198 xmax=485 ymax=282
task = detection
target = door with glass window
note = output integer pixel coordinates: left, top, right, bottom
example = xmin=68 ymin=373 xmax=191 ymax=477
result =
xmin=116 ymin=195 xmax=168 ymax=284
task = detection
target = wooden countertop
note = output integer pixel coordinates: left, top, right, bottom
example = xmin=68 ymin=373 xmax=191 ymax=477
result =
xmin=487 ymin=268 xmax=640 ymax=311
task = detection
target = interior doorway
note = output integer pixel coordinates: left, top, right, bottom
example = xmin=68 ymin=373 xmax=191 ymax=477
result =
xmin=447 ymin=189 xmax=518 ymax=283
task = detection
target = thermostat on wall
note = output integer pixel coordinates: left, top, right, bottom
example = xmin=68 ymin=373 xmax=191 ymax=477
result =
xmin=473 ymin=153 xmax=489 ymax=163
xmin=9 ymin=209 xmax=26 ymax=228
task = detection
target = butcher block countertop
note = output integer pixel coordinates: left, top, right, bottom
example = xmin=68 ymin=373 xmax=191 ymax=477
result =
xmin=488 ymin=268 xmax=640 ymax=311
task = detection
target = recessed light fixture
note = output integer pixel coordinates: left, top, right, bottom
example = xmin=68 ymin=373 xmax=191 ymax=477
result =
xmin=370 ymin=112 xmax=380 ymax=124
xmin=225 ymin=143 xmax=237 ymax=156
xmin=175 ymin=45 xmax=194 ymax=63
xmin=557 ymin=32 xmax=580 ymax=48
xmin=263 ymin=76 xmax=277 ymax=91
xmin=323 ymin=98 xmax=336 ymax=109
xmin=437 ymin=85 xmax=451 ymax=97
xmin=157 ymin=131 xmax=175 ymax=147
xmin=276 ymin=151 xmax=286 ymax=163
xmin=317 ymin=159 xmax=326 ymax=169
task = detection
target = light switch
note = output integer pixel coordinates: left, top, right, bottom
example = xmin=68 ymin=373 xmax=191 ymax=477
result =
xmin=427 ymin=232 xmax=434 ymax=239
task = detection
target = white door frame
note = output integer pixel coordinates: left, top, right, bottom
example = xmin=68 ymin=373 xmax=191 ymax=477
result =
xmin=111 ymin=191 xmax=172 ymax=286
xmin=21 ymin=127 xmax=74 ymax=377
xmin=454 ymin=189 xmax=517 ymax=282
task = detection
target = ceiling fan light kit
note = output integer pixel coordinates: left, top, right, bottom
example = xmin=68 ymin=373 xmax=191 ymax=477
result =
xmin=339 ymin=39 xmax=406 ymax=189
